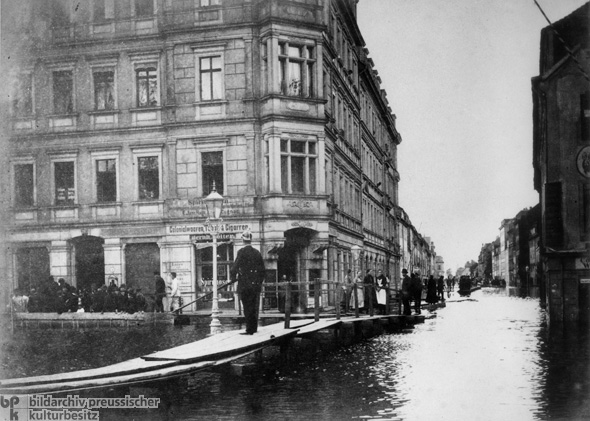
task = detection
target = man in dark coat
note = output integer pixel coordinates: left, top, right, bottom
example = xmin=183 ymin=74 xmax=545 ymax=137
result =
xmin=230 ymin=230 xmax=266 ymax=334
xmin=401 ymin=269 xmax=412 ymax=315
xmin=363 ymin=269 xmax=376 ymax=314
xmin=154 ymin=271 xmax=166 ymax=313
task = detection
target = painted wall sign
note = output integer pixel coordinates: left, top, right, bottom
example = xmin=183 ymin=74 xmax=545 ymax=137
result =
xmin=168 ymin=223 xmax=251 ymax=235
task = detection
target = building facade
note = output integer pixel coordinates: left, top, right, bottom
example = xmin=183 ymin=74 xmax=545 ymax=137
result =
xmin=0 ymin=0 xmax=415 ymax=311
xmin=532 ymin=3 xmax=590 ymax=323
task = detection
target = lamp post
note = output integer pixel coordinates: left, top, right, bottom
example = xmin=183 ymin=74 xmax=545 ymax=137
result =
xmin=204 ymin=183 xmax=224 ymax=335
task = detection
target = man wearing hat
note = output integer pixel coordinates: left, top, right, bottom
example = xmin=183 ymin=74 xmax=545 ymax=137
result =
xmin=401 ymin=269 xmax=412 ymax=315
xmin=230 ymin=230 xmax=266 ymax=334
xmin=153 ymin=271 xmax=166 ymax=313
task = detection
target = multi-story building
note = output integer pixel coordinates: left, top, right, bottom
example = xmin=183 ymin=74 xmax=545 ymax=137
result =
xmin=0 ymin=0 xmax=406 ymax=311
xmin=532 ymin=2 xmax=590 ymax=323
xmin=498 ymin=219 xmax=513 ymax=284
xmin=434 ymin=255 xmax=444 ymax=278
xmin=492 ymin=237 xmax=500 ymax=281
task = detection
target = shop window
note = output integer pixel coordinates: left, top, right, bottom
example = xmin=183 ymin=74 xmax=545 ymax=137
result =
xmin=279 ymin=42 xmax=315 ymax=98
xmin=136 ymin=67 xmax=158 ymax=107
xmin=93 ymin=70 xmax=115 ymax=111
xmin=200 ymin=244 xmax=234 ymax=293
xmin=199 ymin=56 xmax=223 ymax=101
xmin=54 ymin=161 xmax=75 ymax=205
xmin=280 ymin=138 xmax=317 ymax=194
xmin=135 ymin=0 xmax=153 ymax=17
xmin=96 ymin=159 xmax=117 ymax=202
xmin=138 ymin=156 xmax=159 ymax=200
xmin=12 ymin=73 xmax=33 ymax=117
xmin=53 ymin=70 xmax=74 ymax=114
xmin=93 ymin=0 xmax=114 ymax=21
xmin=202 ymin=151 xmax=223 ymax=195
xmin=14 ymin=163 xmax=34 ymax=207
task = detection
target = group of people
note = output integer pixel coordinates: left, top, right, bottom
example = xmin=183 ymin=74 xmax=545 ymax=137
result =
xmin=341 ymin=269 xmax=391 ymax=314
xmin=153 ymin=271 xmax=182 ymax=313
xmin=11 ymin=276 xmax=148 ymax=314
xmin=401 ymin=270 xmax=456 ymax=315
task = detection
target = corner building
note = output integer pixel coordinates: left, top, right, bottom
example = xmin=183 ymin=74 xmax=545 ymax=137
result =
xmin=532 ymin=3 xmax=590 ymax=323
xmin=0 ymin=0 xmax=402 ymax=311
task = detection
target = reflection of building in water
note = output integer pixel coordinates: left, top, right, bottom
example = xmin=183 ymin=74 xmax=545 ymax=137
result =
xmin=0 ymin=0 xmax=436 ymax=312
xmin=532 ymin=3 xmax=590 ymax=323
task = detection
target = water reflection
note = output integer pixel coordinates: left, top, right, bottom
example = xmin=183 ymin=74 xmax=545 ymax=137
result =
xmin=1 ymin=288 xmax=589 ymax=420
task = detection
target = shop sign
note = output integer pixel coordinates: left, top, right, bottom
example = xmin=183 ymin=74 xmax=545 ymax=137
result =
xmin=191 ymin=232 xmax=237 ymax=243
xmin=168 ymin=223 xmax=251 ymax=235
xmin=580 ymin=279 xmax=590 ymax=284
xmin=167 ymin=197 xmax=256 ymax=217
xmin=576 ymin=257 xmax=590 ymax=270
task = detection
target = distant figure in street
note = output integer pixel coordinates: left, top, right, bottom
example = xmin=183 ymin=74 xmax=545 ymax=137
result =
xmin=426 ymin=275 xmax=438 ymax=305
xmin=401 ymin=269 xmax=412 ymax=315
xmin=168 ymin=272 xmax=181 ymax=312
xmin=350 ymin=270 xmax=365 ymax=313
xmin=411 ymin=272 xmax=423 ymax=315
xmin=375 ymin=270 xmax=389 ymax=314
xmin=437 ymin=276 xmax=445 ymax=302
xmin=231 ymin=230 xmax=266 ymax=334
xmin=343 ymin=269 xmax=354 ymax=313
xmin=154 ymin=271 xmax=166 ymax=313
xmin=364 ymin=269 xmax=377 ymax=314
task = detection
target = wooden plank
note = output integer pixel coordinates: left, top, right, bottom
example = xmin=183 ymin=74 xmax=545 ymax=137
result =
xmin=296 ymin=319 xmax=342 ymax=335
xmin=143 ymin=321 xmax=301 ymax=363
xmin=0 ymin=347 xmax=267 ymax=395
xmin=0 ymin=358 xmax=179 ymax=388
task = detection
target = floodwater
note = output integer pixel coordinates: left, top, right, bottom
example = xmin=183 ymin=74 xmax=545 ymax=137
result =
xmin=1 ymin=288 xmax=589 ymax=420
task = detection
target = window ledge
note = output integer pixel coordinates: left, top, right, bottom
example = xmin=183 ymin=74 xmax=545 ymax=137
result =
xmin=47 ymin=113 xmax=79 ymax=119
xmin=49 ymin=204 xmax=79 ymax=210
xmin=130 ymin=107 xmax=162 ymax=113
xmin=88 ymin=109 xmax=121 ymax=115
xmin=193 ymin=100 xmax=228 ymax=106
xmin=90 ymin=201 xmax=122 ymax=207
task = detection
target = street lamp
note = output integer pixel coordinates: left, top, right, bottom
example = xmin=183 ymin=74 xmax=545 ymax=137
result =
xmin=204 ymin=182 xmax=224 ymax=335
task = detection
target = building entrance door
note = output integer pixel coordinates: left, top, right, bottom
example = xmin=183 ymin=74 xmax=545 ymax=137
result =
xmin=72 ymin=236 xmax=104 ymax=291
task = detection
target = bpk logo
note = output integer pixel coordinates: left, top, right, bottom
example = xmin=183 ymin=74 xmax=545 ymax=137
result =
xmin=0 ymin=395 xmax=28 ymax=421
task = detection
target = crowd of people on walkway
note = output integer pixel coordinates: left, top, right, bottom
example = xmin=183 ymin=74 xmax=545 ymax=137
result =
xmin=10 ymin=276 xmax=149 ymax=314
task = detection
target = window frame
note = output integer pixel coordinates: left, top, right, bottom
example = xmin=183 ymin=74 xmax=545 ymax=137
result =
xmin=50 ymin=154 xmax=77 ymax=206
xmin=194 ymin=45 xmax=226 ymax=103
xmin=278 ymin=41 xmax=316 ymax=98
xmin=134 ymin=65 xmax=159 ymax=108
xmin=201 ymin=150 xmax=225 ymax=196
xmin=93 ymin=0 xmax=115 ymax=21
xmin=134 ymin=0 xmax=155 ymax=18
xmin=133 ymin=148 xmax=162 ymax=201
xmin=91 ymin=150 xmax=120 ymax=203
xmin=52 ymin=69 xmax=75 ymax=115
xmin=279 ymin=137 xmax=318 ymax=195
xmin=11 ymin=158 xmax=36 ymax=208
xmin=91 ymin=67 xmax=117 ymax=111
xmin=12 ymin=72 xmax=34 ymax=117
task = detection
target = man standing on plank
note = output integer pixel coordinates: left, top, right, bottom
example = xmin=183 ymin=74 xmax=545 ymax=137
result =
xmin=230 ymin=230 xmax=266 ymax=334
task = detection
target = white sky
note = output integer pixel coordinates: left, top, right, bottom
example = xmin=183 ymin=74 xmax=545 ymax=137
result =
xmin=357 ymin=0 xmax=587 ymax=272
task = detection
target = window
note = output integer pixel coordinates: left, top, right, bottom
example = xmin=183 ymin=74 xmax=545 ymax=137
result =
xmin=280 ymin=138 xmax=317 ymax=194
xmin=138 ymin=156 xmax=159 ymax=200
xmin=136 ymin=67 xmax=158 ymax=107
xmin=135 ymin=0 xmax=153 ymax=17
xmin=54 ymin=161 xmax=75 ymax=205
xmin=199 ymin=56 xmax=222 ymax=101
xmin=202 ymin=151 xmax=224 ymax=195
xmin=53 ymin=70 xmax=74 ymax=114
xmin=96 ymin=159 xmax=117 ymax=202
xmin=14 ymin=163 xmax=34 ymax=207
xmin=279 ymin=42 xmax=315 ymax=98
xmin=94 ymin=0 xmax=114 ymax=21
xmin=13 ymin=73 xmax=33 ymax=116
xmin=93 ymin=70 xmax=115 ymax=110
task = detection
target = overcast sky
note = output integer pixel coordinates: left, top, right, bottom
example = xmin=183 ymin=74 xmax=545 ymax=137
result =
xmin=357 ymin=0 xmax=587 ymax=272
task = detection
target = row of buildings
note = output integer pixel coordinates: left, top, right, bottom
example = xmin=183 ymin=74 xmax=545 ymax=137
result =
xmin=0 ymin=0 xmax=439 ymax=312
xmin=476 ymin=2 xmax=589 ymax=324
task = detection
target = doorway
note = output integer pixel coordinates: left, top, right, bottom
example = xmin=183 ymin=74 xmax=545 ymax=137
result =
xmin=72 ymin=236 xmax=105 ymax=291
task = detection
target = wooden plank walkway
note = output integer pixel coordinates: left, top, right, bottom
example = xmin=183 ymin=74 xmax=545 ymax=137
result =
xmin=0 ymin=316 xmax=423 ymax=394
